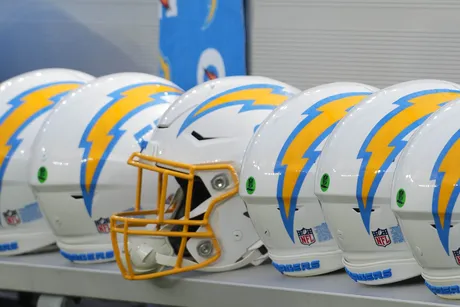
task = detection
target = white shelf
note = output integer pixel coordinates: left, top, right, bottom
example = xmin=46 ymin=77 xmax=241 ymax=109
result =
xmin=0 ymin=251 xmax=459 ymax=307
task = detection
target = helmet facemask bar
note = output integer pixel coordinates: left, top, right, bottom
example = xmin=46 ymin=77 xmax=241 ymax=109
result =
xmin=110 ymin=152 xmax=239 ymax=280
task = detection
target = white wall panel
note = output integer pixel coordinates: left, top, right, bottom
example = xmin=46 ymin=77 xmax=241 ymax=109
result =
xmin=3 ymin=0 xmax=460 ymax=90
xmin=0 ymin=0 xmax=159 ymax=81
xmin=248 ymin=0 xmax=460 ymax=89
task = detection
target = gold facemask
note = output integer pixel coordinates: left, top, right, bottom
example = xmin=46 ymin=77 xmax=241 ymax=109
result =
xmin=110 ymin=152 xmax=239 ymax=280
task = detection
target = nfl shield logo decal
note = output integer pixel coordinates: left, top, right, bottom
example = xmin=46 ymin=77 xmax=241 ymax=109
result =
xmin=453 ymin=248 xmax=460 ymax=266
xmin=297 ymin=227 xmax=316 ymax=246
xmin=372 ymin=228 xmax=391 ymax=247
xmin=3 ymin=210 xmax=21 ymax=226
xmin=94 ymin=217 xmax=110 ymax=234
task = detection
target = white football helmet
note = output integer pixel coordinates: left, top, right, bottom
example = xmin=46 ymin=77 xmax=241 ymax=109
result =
xmin=314 ymin=80 xmax=460 ymax=285
xmin=392 ymin=98 xmax=460 ymax=299
xmin=0 ymin=68 xmax=94 ymax=255
xmin=240 ymin=82 xmax=378 ymax=277
xmin=29 ymin=72 xmax=183 ymax=263
xmin=110 ymin=76 xmax=301 ymax=280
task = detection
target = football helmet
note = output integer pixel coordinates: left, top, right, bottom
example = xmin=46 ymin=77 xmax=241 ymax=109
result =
xmin=392 ymin=98 xmax=460 ymax=298
xmin=29 ymin=72 xmax=183 ymax=263
xmin=0 ymin=68 xmax=94 ymax=255
xmin=240 ymin=82 xmax=378 ymax=277
xmin=314 ymin=80 xmax=460 ymax=285
xmin=110 ymin=76 xmax=301 ymax=279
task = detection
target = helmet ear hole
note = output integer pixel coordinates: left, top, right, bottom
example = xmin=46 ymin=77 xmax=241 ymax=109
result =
xmin=430 ymin=224 xmax=454 ymax=229
xmin=171 ymin=176 xmax=211 ymax=220
xmin=167 ymin=176 xmax=212 ymax=256
xmin=169 ymin=213 xmax=206 ymax=257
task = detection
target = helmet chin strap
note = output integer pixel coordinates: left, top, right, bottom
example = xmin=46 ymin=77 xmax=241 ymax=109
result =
xmin=123 ymin=236 xmax=269 ymax=274
xmin=122 ymin=236 xmax=174 ymax=274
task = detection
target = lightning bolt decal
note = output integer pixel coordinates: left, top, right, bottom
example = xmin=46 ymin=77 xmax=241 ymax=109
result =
xmin=178 ymin=84 xmax=294 ymax=136
xmin=79 ymin=82 xmax=182 ymax=216
xmin=134 ymin=124 xmax=155 ymax=153
xmin=0 ymin=82 xmax=83 ymax=194
xmin=357 ymin=89 xmax=460 ymax=233
xmin=275 ymin=92 xmax=371 ymax=241
xmin=431 ymin=129 xmax=460 ymax=254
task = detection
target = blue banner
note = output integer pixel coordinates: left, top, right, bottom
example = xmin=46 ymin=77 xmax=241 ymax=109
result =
xmin=158 ymin=0 xmax=247 ymax=90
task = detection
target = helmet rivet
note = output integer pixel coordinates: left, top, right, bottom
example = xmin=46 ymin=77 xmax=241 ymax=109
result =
xmin=211 ymin=174 xmax=229 ymax=191
xmin=233 ymin=230 xmax=242 ymax=241
xmin=197 ymin=241 xmax=213 ymax=258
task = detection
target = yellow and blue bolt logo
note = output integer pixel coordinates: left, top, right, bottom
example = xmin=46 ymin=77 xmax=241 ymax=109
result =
xmin=431 ymin=129 xmax=460 ymax=255
xmin=357 ymin=89 xmax=460 ymax=234
xmin=0 ymin=81 xmax=83 ymax=193
xmin=275 ymin=92 xmax=371 ymax=241
xmin=79 ymin=82 xmax=182 ymax=216
xmin=177 ymin=84 xmax=294 ymax=136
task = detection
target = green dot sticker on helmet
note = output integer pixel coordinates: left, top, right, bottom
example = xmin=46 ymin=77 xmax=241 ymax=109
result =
xmin=320 ymin=173 xmax=330 ymax=192
xmin=396 ymin=188 xmax=406 ymax=208
xmin=37 ymin=166 xmax=48 ymax=184
xmin=246 ymin=176 xmax=256 ymax=195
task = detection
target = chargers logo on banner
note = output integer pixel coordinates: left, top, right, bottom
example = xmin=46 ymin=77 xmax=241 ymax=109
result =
xmin=159 ymin=0 xmax=246 ymax=90
xmin=197 ymin=48 xmax=225 ymax=83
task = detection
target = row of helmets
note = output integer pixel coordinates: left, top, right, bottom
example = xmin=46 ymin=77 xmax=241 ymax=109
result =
xmin=1 ymin=68 xmax=460 ymax=299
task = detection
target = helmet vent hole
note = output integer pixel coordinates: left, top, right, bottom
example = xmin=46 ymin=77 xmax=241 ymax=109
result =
xmin=430 ymin=224 xmax=453 ymax=229
xmin=71 ymin=195 xmax=83 ymax=200
xmin=259 ymin=245 xmax=268 ymax=255
xmin=191 ymin=131 xmax=215 ymax=141
xmin=276 ymin=207 xmax=299 ymax=211
xmin=352 ymin=208 xmax=375 ymax=213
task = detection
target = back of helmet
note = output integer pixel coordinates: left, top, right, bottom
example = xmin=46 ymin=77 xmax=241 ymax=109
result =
xmin=0 ymin=68 xmax=94 ymax=255
xmin=29 ymin=72 xmax=182 ymax=263
xmin=315 ymin=79 xmax=460 ymax=285
xmin=392 ymin=98 xmax=460 ymax=299
xmin=240 ymin=82 xmax=378 ymax=277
